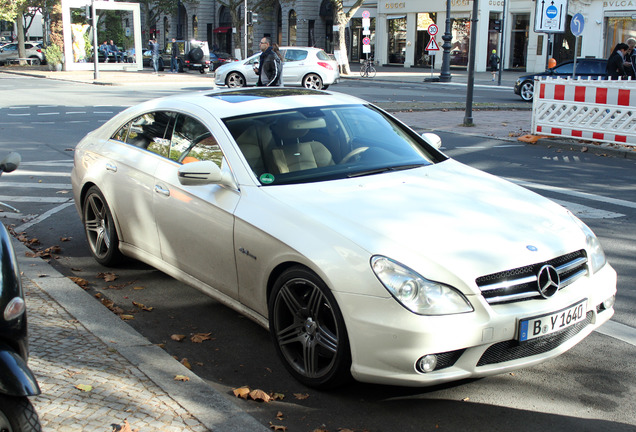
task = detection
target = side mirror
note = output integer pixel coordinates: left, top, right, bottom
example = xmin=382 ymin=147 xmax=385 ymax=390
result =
xmin=0 ymin=152 xmax=21 ymax=173
xmin=177 ymin=160 xmax=235 ymax=188
xmin=420 ymin=133 xmax=442 ymax=150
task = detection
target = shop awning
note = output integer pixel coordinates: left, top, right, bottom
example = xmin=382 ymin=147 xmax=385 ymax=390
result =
xmin=213 ymin=26 xmax=231 ymax=33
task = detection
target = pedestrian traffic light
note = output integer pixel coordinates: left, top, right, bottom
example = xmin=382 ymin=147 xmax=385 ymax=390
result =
xmin=492 ymin=20 xmax=501 ymax=32
xmin=85 ymin=4 xmax=91 ymax=20
xmin=247 ymin=11 xmax=258 ymax=25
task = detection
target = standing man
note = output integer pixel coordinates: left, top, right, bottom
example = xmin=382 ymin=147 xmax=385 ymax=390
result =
xmin=606 ymin=43 xmax=629 ymax=80
xmin=489 ymin=49 xmax=500 ymax=81
xmin=256 ymin=37 xmax=280 ymax=86
xmin=148 ymin=38 xmax=160 ymax=73
xmin=625 ymin=38 xmax=636 ymax=80
xmin=170 ymin=38 xmax=179 ymax=73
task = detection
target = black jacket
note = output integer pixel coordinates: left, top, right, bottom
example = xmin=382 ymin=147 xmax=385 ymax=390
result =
xmin=257 ymin=47 xmax=281 ymax=86
xmin=606 ymin=52 xmax=627 ymax=80
xmin=171 ymin=43 xmax=179 ymax=59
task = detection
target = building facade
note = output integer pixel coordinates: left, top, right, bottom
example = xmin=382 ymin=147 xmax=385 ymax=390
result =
xmin=148 ymin=0 xmax=636 ymax=72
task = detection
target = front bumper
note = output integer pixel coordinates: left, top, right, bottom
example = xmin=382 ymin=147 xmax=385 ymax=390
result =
xmin=338 ymin=263 xmax=617 ymax=386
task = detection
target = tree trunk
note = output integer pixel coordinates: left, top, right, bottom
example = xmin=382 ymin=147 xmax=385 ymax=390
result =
xmin=337 ymin=19 xmax=350 ymax=75
xmin=16 ymin=15 xmax=28 ymax=65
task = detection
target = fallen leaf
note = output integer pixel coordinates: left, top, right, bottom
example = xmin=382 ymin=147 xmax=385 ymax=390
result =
xmin=97 ymin=272 xmax=118 ymax=282
xmin=276 ymin=411 xmax=284 ymax=420
xmin=171 ymin=334 xmax=186 ymax=342
xmin=233 ymin=387 xmax=251 ymax=399
xmin=250 ymin=389 xmax=272 ymax=402
xmin=60 ymin=236 xmax=71 ymax=241
xmin=581 ymin=146 xmax=589 ymax=152
xmin=75 ymin=384 xmax=93 ymax=392
xmin=462 ymin=397 xmax=470 ymax=402
xmin=68 ymin=276 xmax=89 ymax=288
xmin=112 ymin=420 xmax=139 ymax=432
xmin=271 ymin=392 xmax=285 ymax=401
xmin=133 ymin=286 xmax=145 ymax=290
xmin=191 ymin=332 xmax=213 ymax=343
xmin=269 ymin=422 xmax=287 ymax=431
xmin=180 ymin=358 xmax=192 ymax=369
xmin=120 ymin=314 xmax=135 ymax=320
xmin=174 ymin=375 xmax=190 ymax=381
xmin=294 ymin=393 xmax=309 ymax=400
xmin=132 ymin=301 xmax=154 ymax=311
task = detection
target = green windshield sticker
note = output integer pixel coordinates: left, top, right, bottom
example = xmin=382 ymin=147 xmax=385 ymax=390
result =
xmin=260 ymin=173 xmax=275 ymax=184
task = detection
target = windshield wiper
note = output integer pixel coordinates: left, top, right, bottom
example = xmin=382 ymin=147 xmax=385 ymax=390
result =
xmin=347 ymin=163 xmax=426 ymax=178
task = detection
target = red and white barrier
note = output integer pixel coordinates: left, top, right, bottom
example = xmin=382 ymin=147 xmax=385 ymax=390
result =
xmin=532 ymin=77 xmax=636 ymax=147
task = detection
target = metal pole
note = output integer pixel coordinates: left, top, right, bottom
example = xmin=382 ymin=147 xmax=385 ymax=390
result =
xmin=439 ymin=0 xmax=452 ymax=82
xmin=92 ymin=0 xmax=99 ymax=80
xmin=497 ymin=0 xmax=507 ymax=86
xmin=244 ymin=0 xmax=247 ymax=60
xmin=463 ymin=0 xmax=479 ymax=126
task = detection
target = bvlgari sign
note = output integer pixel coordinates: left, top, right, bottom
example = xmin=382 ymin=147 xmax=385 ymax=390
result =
xmin=603 ymin=0 xmax=636 ymax=7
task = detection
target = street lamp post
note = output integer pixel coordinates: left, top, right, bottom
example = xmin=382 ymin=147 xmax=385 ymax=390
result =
xmin=463 ymin=0 xmax=479 ymax=126
xmin=439 ymin=0 xmax=452 ymax=82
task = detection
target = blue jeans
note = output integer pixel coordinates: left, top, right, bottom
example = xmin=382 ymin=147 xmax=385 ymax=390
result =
xmin=152 ymin=55 xmax=159 ymax=72
xmin=170 ymin=57 xmax=178 ymax=72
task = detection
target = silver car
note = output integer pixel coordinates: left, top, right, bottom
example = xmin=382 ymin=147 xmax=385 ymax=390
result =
xmin=71 ymin=88 xmax=616 ymax=389
xmin=0 ymin=42 xmax=44 ymax=65
xmin=214 ymin=46 xmax=339 ymax=89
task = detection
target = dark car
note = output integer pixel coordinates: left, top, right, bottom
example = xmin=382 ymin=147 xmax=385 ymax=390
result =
xmin=210 ymin=51 xmax=234 ymax=70
xmin=514 ymin=58 xmax=607 ymax=101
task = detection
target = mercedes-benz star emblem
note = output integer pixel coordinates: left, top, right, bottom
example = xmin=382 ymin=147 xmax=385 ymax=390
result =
xmin=537 ymin=265 xmax=560 ymax=298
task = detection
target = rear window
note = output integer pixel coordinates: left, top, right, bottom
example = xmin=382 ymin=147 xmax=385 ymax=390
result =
xmin=316 ymin=50 xmax=330 ymax=61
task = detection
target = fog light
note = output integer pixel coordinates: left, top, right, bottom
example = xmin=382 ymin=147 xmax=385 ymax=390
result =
xmin=603 ymin=295 xmax=615 ymax=310
xmin=418 ymin=355 xmax=438 ymax=373
xmin=4 ymin=297 xmax=25 ymax=321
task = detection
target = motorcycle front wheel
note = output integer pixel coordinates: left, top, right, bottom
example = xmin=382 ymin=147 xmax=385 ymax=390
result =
xmin=0 ymin=395 xmax=42 ymax=431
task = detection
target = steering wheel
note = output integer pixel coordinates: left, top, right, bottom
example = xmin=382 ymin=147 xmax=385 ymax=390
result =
xmin=340 ymin=146 xmax=369 ymax=164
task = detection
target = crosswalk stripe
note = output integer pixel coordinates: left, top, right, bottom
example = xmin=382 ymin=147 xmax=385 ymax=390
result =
xmin=0 ymin=195 xmax=72 ymax=203
xmin=0 ymin=182 xmax=71 ymax=189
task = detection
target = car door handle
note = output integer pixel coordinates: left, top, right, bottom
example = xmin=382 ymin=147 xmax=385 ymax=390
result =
xmin=105 ymin=162 xmax=117 ymax=172
xmin=154 ymin=184 xmax=170 ymax=196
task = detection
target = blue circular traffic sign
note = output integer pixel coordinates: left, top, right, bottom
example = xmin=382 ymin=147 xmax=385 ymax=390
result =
xmin=546 ymin=5 xmax=558 ymax=19
xmin=570 ymin=13 xmax=584 ymax=36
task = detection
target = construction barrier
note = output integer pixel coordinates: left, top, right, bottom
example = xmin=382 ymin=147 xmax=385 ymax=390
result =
xmin=532 ymin=77 xmax=636 ymax=147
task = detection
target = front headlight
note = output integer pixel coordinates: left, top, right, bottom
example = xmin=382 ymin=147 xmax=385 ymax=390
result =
xmin=570 ymin=213 xmax=607 ymax=274
xmin=371 ymin=256 xmax=473 ymax=315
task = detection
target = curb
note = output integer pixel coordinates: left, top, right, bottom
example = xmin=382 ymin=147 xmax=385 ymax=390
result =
xmin=14 ymin=238 xmax=269 ymax=432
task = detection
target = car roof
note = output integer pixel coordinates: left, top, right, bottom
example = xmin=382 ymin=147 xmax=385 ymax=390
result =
xmin=115 ymin=88 xmax=367 ymax=122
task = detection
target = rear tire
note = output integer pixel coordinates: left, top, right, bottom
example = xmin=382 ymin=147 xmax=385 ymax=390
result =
xmin=302 ymin=73 xmax=324 ymax=90
xmin=82 ymin=186 xmax=123 ymax=266
xmin=28 ymin=57 xmax=41 ymax=66
xmin=0 ymin=395 xmax=42 ymax=432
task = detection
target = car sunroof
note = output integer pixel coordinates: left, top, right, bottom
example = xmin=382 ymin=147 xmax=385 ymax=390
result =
xmin=207 ymin=88 xmax=325 ymax=103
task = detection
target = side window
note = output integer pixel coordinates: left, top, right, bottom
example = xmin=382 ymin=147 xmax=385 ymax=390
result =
xmin=110 ymin=111 xmax=176 ymax=152
xmin=285 ymin=49 xmax=307 ymax=62
xmin=171 ymin=114 xmax=223 ymax=167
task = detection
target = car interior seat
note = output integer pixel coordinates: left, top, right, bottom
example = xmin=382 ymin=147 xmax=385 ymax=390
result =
xmin=231 ymin=120 xmax=272 ymax=176
xmin=269 ymin=117 xmax=334 ymax=173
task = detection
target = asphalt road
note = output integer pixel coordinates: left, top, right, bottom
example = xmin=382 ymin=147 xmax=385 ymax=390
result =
xmin=2 ymin=73 xmax=635 ymax=432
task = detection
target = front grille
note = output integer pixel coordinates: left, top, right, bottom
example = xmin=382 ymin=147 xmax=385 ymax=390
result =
xmin=476 ymin=311 xmax=593 ymax=366
xmin=476 ymin=250 xmax=588 ymax=304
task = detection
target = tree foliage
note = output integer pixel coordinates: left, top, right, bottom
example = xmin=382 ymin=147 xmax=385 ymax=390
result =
xmin=330 ymin=0 xmax=365 ymax=74
xmin=0 ymin=0 xmax=45 ymax=64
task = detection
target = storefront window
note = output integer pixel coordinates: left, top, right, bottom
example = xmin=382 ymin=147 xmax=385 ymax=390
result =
xmin=415 ymin=13 xmax=436 ymax=67
xmin=451 ymin=17 xmax=470 ymax=67
xmin=605 ymin=16 xmax=636 ymax=57
xmin=351 ymin=17 xmax=375 ymax=61
xmin=387 ymin=16 xmax=406 ymax=64
xmin=488 ymin=12 xmax=501 ymax=69
xmin=510 ymin=13 xmax=529 ymax=69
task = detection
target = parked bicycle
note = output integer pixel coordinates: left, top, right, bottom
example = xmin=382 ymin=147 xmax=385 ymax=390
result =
xmin=360 ymin=57 xmax=376 ymax=78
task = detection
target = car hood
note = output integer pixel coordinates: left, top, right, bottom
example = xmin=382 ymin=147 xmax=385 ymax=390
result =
xmin=261 ymin=160 xmax=584 ymax=292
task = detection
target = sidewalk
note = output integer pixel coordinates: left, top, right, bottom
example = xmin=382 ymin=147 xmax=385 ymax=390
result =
xmin=15 ymin=239 xmax=269 ymax=432
xmin=4 ymin=64 xmax=636 ymax=430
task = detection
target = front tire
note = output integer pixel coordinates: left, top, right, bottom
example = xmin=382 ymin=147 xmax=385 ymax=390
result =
xmin=269 ymin=266 xmax=352 ymax=389
xmin=82 ymin=186 xmax=123 ymax=266
xmin=520 ymin=80 xmax=534 ymax=101
xmin=226 ymin=72 xmax=245 ymax=88
xmin=302 ymin=73 xmax=324 ymax=90
xmin=0 ymin=395 xmax=42 ymax=432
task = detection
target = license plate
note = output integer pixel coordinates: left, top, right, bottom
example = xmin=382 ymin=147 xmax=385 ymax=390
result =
xmin=518 ymin=299 xmax=587 ymax=342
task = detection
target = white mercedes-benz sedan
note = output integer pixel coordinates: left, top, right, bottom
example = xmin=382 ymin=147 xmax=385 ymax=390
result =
xmin=71 ymin=88 xmax=616 ymax=389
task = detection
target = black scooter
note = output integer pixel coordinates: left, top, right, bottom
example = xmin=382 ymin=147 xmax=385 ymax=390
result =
xmin=0 ymin=153 xmax=42 ymax=431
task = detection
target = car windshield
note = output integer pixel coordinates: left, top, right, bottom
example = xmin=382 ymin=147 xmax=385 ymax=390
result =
xmin=224 ymin=104 xmax=445 ymax=185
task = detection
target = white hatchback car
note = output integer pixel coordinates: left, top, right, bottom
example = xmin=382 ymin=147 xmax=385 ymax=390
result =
xmin=214 ymin=46 xmax=339 ymax=89
xmin=71 ymin=88 xmax=616 ymax=389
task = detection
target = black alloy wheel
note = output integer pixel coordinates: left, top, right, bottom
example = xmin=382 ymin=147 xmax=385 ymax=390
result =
xmin=269 ymin=266 xmax=352 ymax=389
xmin=82 ymin=186 xmax=123 ymax=266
